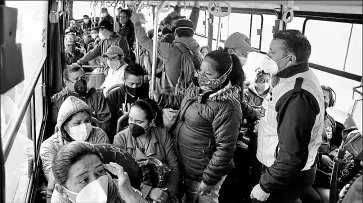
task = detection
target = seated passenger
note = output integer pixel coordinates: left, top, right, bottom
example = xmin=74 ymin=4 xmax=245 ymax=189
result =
xmin=118 ymin=9 xmax=135 ymax=51
xmin=151 ymin=50 xmax=244 ymax=203
xmin=106 ymin=63 xmax=149 ymax=134
xmin=113 ymin=99 xmax=179 ymax=202
xmin=51 ymin=64 xmax=112 ymax=135
xmin=200 ymin=46 xmax=210 ymax=58
xmin=41 ymin=96 xmax=110 ymax=181
xmin=51 ymin=141 xmax=147 ymax=203
xmin=100 ymin=46 xmax=128 ymax=96
xmin=64 ymin=40 xmax=85 ymax=65
xmin=76 ymin=20 xmax=130 ymax=66
xmin=82 ymin=34 xmax=94 ymax=53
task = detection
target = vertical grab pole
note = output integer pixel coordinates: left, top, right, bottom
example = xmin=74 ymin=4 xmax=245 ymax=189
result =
xmin=135 ymin=1 xmax=144 ymax=64
xmin=215 ymin=16 xmax=221 ymax=50
xmin=151 ymin=0 xmax=166 ymax=91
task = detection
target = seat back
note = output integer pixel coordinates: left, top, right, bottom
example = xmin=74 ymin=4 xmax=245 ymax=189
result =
xmin=93 ymin=144 xmax=142 ymax=190
xmin=116 ymin=113 xmax=129 ymax=134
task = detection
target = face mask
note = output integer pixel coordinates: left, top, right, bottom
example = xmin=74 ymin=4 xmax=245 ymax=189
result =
xmin=129 ymin=123 xmax=146 ymax=138
xmin=66 ymin=45 xmax=76 ymax=53
xmin=102 ymin=13 xmax=107 ymax=18
xmin=84 ymin=19 xmax=89 ymax=24
xmin=107 ymin=60 xmax=120 ymax=70
xmin=91 ymin=34 xmax=98 ymax=39
xmin=126 ymin=85 xmax=144 ymax=97
xmin=198 ymin=67 xmax=232 ymax=91
xmin=67 ymin=123 xmax=92 ymax=141
xmin=239 ymin=56 xmax=248 ymax=66
xmin=324 ymin=101 xmax=329 ymax=110
xmin=255 ymin=82 xmax=269 ymax=92
xmin=74 ymin=79 xmax=88 ymax=95
xmin=261 ymin=55 xmax=290 ymax=74
xmin=63 ymin=175 xmax=108 ymax=203
xmin=99 ymin=31 xmax=110 ymax=40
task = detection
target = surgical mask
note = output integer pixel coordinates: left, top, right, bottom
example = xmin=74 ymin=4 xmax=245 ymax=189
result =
xmin=91 ymin=34 xmax=98 ymax=39
xmin=102 ymin=13 xmax=107 ymax=18
xmin=107 ymin=60 xmax=120 ymax=70
xmin=198 ymin=67 xmax=232 ymax=91
xmin=84 ymin=19 xmax=89 ymax=24
xmin=239 ymin=56 xmax=248 ymax=66
xmin=255 ymin=82 xmax=269 ymax=92
xmin=260 ymin=55 xmax=290 ymax=74
xmin=74 ymin=79 xmax=88 ymax=95
xmin=66 ymin=123 xmax=92 ymax=141
xmin=63 ymin=175 xmax=108 ymax=203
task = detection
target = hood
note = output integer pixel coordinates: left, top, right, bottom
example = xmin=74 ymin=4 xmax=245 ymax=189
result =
xmin=173 ymin=37 xmax=200 ymax=52
xmin=57 ymin=96 xmax=92 ymax=130
xmin=208 ymin=82 xmax=242 ymax=102
xmin=247 ymin=83 xmax=272 ymax=99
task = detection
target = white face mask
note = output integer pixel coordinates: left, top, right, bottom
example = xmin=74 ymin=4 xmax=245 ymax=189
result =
xmin=239 ymin=56 xmax=248 ymax=66
xmin=255 ymin=82 xmax=269 ymax=92
xmin=91 ymin=34 xmax=98 ymax=39
xmin=107 ymin=60 xmax=121 ymax=70
xmin=99 ymin=32 xmax=106 ymax=40
xmin=66 ymin=123 xmax=92 ymax=141
xmin=102 ymin=13 xmax=107 ymax=18
xmin=64 ymin=175 xmax=108 ymax=203
xmin=260 ymin=55 xmax=290 ymax=74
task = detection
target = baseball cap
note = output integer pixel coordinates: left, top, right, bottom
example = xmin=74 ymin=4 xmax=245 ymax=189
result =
xmin=224 ymin=32 xmax=256 ymax=52
xmin=175 ymin=19 xmax=195 ymax=32
xmin=102 ymin=46 xmax=124 ymax=58
xmin=97 ymin=20 xmax=113 ymax=32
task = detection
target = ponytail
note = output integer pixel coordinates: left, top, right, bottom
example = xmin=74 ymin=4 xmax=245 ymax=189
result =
xmin=229 ymin=54 xmax=245 ymax=89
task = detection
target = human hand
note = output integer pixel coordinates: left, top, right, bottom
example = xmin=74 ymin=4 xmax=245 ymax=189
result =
xmin=131 ymin=13 xmax=141 ymax=24
xmin=344 ymin=115 xmax=356 ymax=129
xmin=149 ymin=188 xmax=164 ymax=201
xmin=197 ymin=181 xmax=214 ymax=196
xmin=250 ymin=184 xmax=270 ymax=201
xmin=150 ymin=91 xmax=160 ymax=102
xmin=321 ymin=154 xmax=334 ymax=169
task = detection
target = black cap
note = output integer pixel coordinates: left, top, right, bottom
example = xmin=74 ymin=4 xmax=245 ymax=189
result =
xmin=97 ymin=20 xmax=113 ymax=32
xmin=175 ymin=19 xmax=194 ymax=32
xmin=101 ymin=7 xmax=108 ymax=13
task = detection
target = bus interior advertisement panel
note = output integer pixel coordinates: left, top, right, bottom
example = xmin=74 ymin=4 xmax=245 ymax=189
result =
xmin=2 ymin=1 xmax=48 ymax=203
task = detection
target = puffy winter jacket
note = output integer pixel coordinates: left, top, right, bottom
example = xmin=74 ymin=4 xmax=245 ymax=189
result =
xmin=158 ymin=82 xmax=243 ymax=186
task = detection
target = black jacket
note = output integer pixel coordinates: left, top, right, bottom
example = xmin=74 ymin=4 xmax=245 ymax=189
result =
xmin=118 ymin=20 xmax=135 ymax=50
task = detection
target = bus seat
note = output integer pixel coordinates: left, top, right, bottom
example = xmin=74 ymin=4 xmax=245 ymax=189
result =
xmin=116 ymin=113 xmax=129 ymax=134
xmin=105 ymin=84 xmax=123 ymax=97
xmin=93 ymin=144 xmax=142 ymax=190
xmin=86 ymin=72 xmax=105 ymax=90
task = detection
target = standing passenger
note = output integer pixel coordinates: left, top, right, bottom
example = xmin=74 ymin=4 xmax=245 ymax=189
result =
xmin=101 ymin=7 xmax=114 ymax=24
xmin=118 ymin=9 xmax=135 ymax=51
xmin=152 ymin=50 xmax=244 ymax=203
xmin=251 ymin=30 xmax=324 ymax=203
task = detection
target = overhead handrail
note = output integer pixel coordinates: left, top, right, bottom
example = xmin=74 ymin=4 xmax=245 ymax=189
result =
xmin=134 ymin=1 xmax=144 ymax=64
xmin=2 ymin=57 xmax=46 ymax=162
xmin=282 ymin=0 xmax=295 ymax=23
xmin=151 ymin=0 xmax=166 ymax=91
xmin=207 ymin=2 xmax=231 ymax=50
xmin=113 ymin=0 xmax=120 ymax=32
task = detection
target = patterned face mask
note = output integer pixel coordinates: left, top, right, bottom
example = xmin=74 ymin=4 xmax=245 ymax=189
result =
xmin=198 ymin=66 xmax=232 ymax=91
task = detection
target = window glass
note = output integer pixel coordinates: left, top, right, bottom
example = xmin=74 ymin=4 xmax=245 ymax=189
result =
xmin=250 ymin=15 xmax=262 ymax=49
xmin=305 ymin=20 xmax=351 ymax=71
xmin=345 ymin=24 xmax=362 ymax=76
xmin=285 ymin=17 xmax=306 ymax=32
xmin=195 ymin=10 xmax=206 ymax=35
xmin=228 ymin=13 xmax=251 ymax=39
xmin=260 ymin=14 xmax=277 ymax=52
xmin=2 ymin=1 xmax=48 ymax=202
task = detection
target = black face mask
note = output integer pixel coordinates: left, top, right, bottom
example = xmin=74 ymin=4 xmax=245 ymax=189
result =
xmin=74 ymin=79 xmax=87 ymax=95
xmin=129 ymin=123 xmax=146 ymax=138
xmin=126 ymin=84 xmax=145 ymax=97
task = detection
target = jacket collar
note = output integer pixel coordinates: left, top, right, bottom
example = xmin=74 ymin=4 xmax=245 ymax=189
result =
xmin=276 ymin=62 xmax=309 ymax=78
xmin=125 ymin=127 xmax=159 ymax=158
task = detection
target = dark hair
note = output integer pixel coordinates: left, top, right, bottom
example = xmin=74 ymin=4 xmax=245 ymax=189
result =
xmin=52 ymin=141 xmax=102 ymax=186
xmin=120 ymin=9 xmax=132 ymax=18
xmin=205 ymin=50 xmax=245 ymax=89
xmin=83 ymin=15 xmax=89 ymax=19
xmin=91 ymin=27 xmax=99 ymax=32
xmin=131 ymin=99 xmax=163 ymax=127
xmin=273 ymin=29 xmax=311 ymax=64
xmin=101 ymin=7 xmax=108 ymax=13
xmin=175 ymin=28 xmax=194 ymax=38
xmin=124 ymin=63 xmax=145 ymax=78
xmin=200 ymin=46 xmax=209 ymax=53
xmin=147 ymin=30 xmax=154 ymax=39
xmin=321 ymin=85 xmax=336 ymax=107
xmin=63 ymin=64 xmax=84 ymax=80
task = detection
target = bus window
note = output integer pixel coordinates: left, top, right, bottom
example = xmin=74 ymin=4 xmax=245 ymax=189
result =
xmin=345 ymin=24 xmax=362 ymax=76
xmin=250 ymin=14 xmax=262 ymax=49
xmin=2 ymin=1 xmax=48 ymax=202
xmin=228 ymin=13 xmax=251 ymax=40
xmin=195 ymin=10 xmax=207 ymax=36
xmin=260 ymin=14 xmax=276 ymax=52
xmin=304 ymin=20 xmax=352 ymax=71
xmin=285 ymin=17 xmax=306 ymax=32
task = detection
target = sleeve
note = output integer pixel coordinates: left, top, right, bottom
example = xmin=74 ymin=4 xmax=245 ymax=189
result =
xmin=40 ymin=139 xmax=57 ymax=180
xmin=94 ymin=91 xmax=113 ymax=135
xmin=78 ymin=41 xmax=102 ymax=64
xmin=161 ymin=131 xmax=180 ymax=196
xmin=118 ymin=36 xmax=131 ymax=58
xmin=241 ymin=100 xmax=258 ymax=123
xmin=174 ymin=5 xmax=181 ymax=14
xmin=134 ymin=22 xmax=171 ymax=63
xmin=125 ymin=25 xmax=135 ymax=49
xmin=94 ymin=128 xmax=110 ymax=144
xmin=259 ymin=92 xmax=319 ymax=193
xmin=113 ymin=132 xmax=127 ymax=150
xmin=203 ymin=103 xmax=242 ymax=185
xmin=189 ymin=6 xmax=200 ymax=30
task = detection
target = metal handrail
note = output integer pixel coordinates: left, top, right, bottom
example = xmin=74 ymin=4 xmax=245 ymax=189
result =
xmin=134 ymin=1 xmax=144 ymax=64
xmin=2 ymin=56 xmax=46 ymax=162
xmin=151 ymin=0 xmax=166 ymax=91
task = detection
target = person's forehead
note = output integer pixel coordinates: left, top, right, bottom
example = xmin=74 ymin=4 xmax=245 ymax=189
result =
xmin=126 ymin=74 xmax=143 ymax=82
xmin=270 ymin=39 xmax=285 ymax=51
xmin=68 ymin=155 xmax=102 ymax=179
xmin=69 ymin=111 xmax=88 ymax=120
xmin=201 ymin=59 xmax=217 ymax=72
xmin=129 ymin=106 xmax=146 ymax=121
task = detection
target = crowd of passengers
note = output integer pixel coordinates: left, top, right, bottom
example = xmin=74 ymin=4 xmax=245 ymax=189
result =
xmin=40 ymin=1 xmax=363 ymax=203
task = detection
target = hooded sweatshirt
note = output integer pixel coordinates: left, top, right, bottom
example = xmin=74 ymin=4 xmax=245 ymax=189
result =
xmin=40 ymin=96 xmax=110 ymax=179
